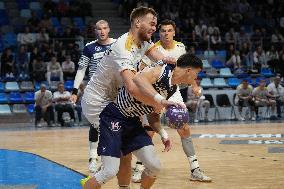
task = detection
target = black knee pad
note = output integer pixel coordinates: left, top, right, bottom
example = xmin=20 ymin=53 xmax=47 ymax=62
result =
xmin=89 ymin=125 xmax=99 ymax=142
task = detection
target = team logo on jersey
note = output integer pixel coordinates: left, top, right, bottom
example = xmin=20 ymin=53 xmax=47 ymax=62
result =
xmin=110 ymin=121 xmax=121 ymax=131
xmin=95 ymin=46 xmax=102 ymax=51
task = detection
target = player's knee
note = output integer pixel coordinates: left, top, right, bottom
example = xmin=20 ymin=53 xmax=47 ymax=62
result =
xmin=95 ymin=164 xmax=119 ymax=184
xmin=144 ymin=158 xmax=161 ymax=177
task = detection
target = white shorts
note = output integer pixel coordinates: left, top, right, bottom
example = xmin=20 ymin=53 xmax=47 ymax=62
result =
xmin=81 ymin=89 xmax=112 ymax=128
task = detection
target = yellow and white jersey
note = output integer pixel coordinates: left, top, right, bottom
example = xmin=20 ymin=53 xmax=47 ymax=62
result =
xmin=82 ymin=32 xmax=154 ymax=126
xmin=141 ymin=40 xmax=186 ymax=67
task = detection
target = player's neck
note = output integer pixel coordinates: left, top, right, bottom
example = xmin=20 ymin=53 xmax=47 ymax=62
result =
xmin=160 ymin=40 xmax=174 ymax=50
xmin=97 ymin=38 xmax=111 ymax=45
xmin=171 ymin=68 xmax=184 ymax=85
xmin=129 ymin=29 xmax=142 ymax=47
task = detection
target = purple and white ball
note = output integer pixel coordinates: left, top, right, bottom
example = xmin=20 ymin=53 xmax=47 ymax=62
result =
xmin=165 ymin=105 xmax=189 ymax=129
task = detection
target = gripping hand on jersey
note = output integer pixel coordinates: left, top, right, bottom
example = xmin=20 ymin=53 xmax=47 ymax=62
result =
xmin=70 ymin=94 xmax=78 ymax=104
xmin=162 ymin=56 xmax=176 ymax=65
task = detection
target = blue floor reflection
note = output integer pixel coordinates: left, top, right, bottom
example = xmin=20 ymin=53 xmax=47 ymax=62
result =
xmin=0 ymin=149 xmax=85 ymax=189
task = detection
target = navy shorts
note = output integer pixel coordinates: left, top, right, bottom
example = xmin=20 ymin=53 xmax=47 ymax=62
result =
xmin=98 ymin=102 xmax=153 ymax=158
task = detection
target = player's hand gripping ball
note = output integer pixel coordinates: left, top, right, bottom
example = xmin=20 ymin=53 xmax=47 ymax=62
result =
xmin=165 ymin=105 xmax=189 ymax=129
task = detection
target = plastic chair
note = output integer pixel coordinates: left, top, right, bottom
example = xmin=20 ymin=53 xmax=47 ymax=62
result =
xmin=198 ymin=71 xmax=206 ymax=78
xmin=261 ymin=68 xmax=274 ymax=77
xmin=9 ymin=92 xmax=24 ymax=103
xmin=0 ymin=104 xmax=11 ymax=114
xmin=20 ymin=9 xmax=32 ymax=18
xmin=27 ymin=104 xmax=35 ymax=114
xmin=23 ymin=92 xmax=35 ymax=103
xmin=0 ymin=93 xmax=8 ymax=104
xmin=64 ymin=80 xmax=74 ymax=91
xmin=211 ymin=59 xmax=225 ymax=69
xmin=73 ymin=17 xmax=84 ymax=27
xmin=216 ymin=50 xmax=227 ymax=59
xmin=5 ymin=82 xmax=20 ymax=92
xmin=29 ymin=2 xmax=41 ymax=10
xmin=34 ymin=81 xmax=49 ymax=91
xmin=17 ymin=0 xmax=29 ymax=9
xmin=20 ymin=81 xmax=34 ymax=92
xmin=201 ymin=78 xmax=213 ymax=88
xmin=12 ymin=104 xmax=27 ymax=113
xmin=0 ymin=82 xmax=5 ymax=92
xmin=213 ymin=78 xmax=228 ymax=88
xmin=202 ymin=59 xmax=211 ymax=69
xmin=220 ymin=68 xmax=234 ymax=77
xmin=61 ymin=17 xmax=72 ymax=27
xmin=227 ymin=78 xmax=241 ymax=88
xmin=51 ymin=17 xmax=61 ymax=27
xmin=3 ymin=32 xmax=17 ymax=47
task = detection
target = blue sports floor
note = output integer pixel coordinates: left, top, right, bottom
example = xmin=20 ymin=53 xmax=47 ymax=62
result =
xmin=0 ymin=149 xmax=85 ymax=189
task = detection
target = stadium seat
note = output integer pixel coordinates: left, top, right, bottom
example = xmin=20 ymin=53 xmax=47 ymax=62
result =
xmin=17 ymin=0 xmax=29 ymax=9
xmin=20 ymin=81 xmax=34 ymax=91
xmin=198 ymin=71 xmax=206 ymax=78
xmin=64 ymin=80 xmax=74 ymax=91
xmin=213 ymin=78 xmax=228 ymax=88
xmin=204 ymin=50 xmax=215 ymax=59
xmin=12 ymin=104 xmax=27 ymax=113
xmin=73 ymin=17 xmax=84 ymax=27
xmin=23 ymin=92 xmax=35 ymax=103
xmin=5 ymin=82 xmax=20 ymax=92
xmin=29 ymin=2 xmax=41 ymax=10
xmin=206 ymin=68 xmax=219 ymax=78
xmin=0 ymin=104 xmax=11 ymax=115
xmin=211 ymin=59 xmax=225 ymax=69
xmin=50 ymin=81 xmax=60 ymax=91
xmin=0 ymin=2 xmax=5 ymax=9
xmin=261 ymin=68 xmax=274 ymax=77
xmin=51 ymin=17 xmax=61 ymax=27
xmin=20 ymin=9 xmax=32 ymax=18
xmin=216 ymin=50 xmax=227 ymax=59
xmin=220 ymin=68 xmax=234 ymax=77
xmin=9 ymin=92 xmax=24 ymax=104
xmin=61 ymin=17 xmax=72 ymax=27
xmin=3 ymin=32 xmax=17 ymax=47
xmin=201 ymin=78 xmax=213 ymax=88
xmin=27 ymin=104 xmax=35 ymax=114
xmin=202 ymin=59 xmax=211 ymax=69
xmin=0 ymin=10 xmax=9 ymax=26
xmin=0 ymin=93 xmax=8 ymax=104
xmin=0 ymin=82 xmax=5 ymax=92
xmin=227 ymin=78 xmax=241 ymax=88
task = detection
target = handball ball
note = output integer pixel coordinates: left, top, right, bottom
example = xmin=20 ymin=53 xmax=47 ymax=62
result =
xmin=165 ymin=105 xmax=189 ymax=129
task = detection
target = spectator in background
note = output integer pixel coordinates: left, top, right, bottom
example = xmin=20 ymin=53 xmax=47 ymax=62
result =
xmin=70 ymin=44 xmax=81 ymax=70
xmin=271 ymin=29 xmax=284 ymax=47
xmin=33 ymin=57 xmax=47 ymax=82
xmin=225 ymin=27 xmax=237 ymax=45
xmin=250 ymin=28 xmax=262 ymax=48
xmin=27 ymin=11 xmax=40 ymax=32
xmin=46 ymin=56 xmax=64 ymax=85
xmin=240 ymin=42 xmax=252 ymax=70
xmin=62 ymin=54 xmax=75 ymax=80
xmin=53 ymin=82 xmax=75 ymax=126
xmin=34 ymin=84 xmax=54 ymax=127
xmin=36 ymin=27 xmax=49 ymax=45
xmin=210 ymin=29 xmax=222 ymax=50
xmin=17 ymin=26 xmax=36 ymax=48
xmin=0 ymin=48 xmax=15 ymax=78
xmin=277 ymin=53 xmax=284 ymax=77
xmin=29 ymin=46 xmax=41 ymax=73
xmin=61 ymin=27 xmax=75 ymax=50
xmin=267 ymin=75 xmax=284 ymax=118
xmin=226 ymin=44 xmax=241 ymax=69
xmin=266 ymin=45 xmax=279 ymax=72
xmin=39 ymin=14 xmax=53 ymax=32
xmin=253 ymin=79 xmax=277 ymax=120
xmin=236 ymin=79 xmax=256 ymax=121
xmin=75 ymin=82 xmax=85 ymax=125
xmin=16 ymin=45 xmax=29 ymax=79
xmin=253 ymin=45 xmax=267 ymax=71
xmin=237 ymin=26 xmax=250 ymax=48
xmin=185 ymin=78 xmax=212 ymax=123
xmin=56 ymin=0 xmax=69 ymax=17
xmin=43 ymin=47 xmax=55 ymax=62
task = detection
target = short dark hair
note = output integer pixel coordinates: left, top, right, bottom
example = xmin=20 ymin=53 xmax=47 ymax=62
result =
xmin=158 ymin=19 xmax=176 ymax=31
xmin=177 ymin=53 xmax=203 ymax=69
xmin=130 ymin=6 xmax=157 ymax=23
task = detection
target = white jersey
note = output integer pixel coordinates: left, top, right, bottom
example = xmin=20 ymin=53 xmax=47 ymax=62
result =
xmin=141 ymin=40 xmax=187 ymax=104
xmin=82 ymin=32 xmax=154 ymax=126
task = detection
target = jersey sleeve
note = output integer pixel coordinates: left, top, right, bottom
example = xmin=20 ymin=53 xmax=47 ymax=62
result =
xmin=78 ymin=45 xmax=91 ymax=69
